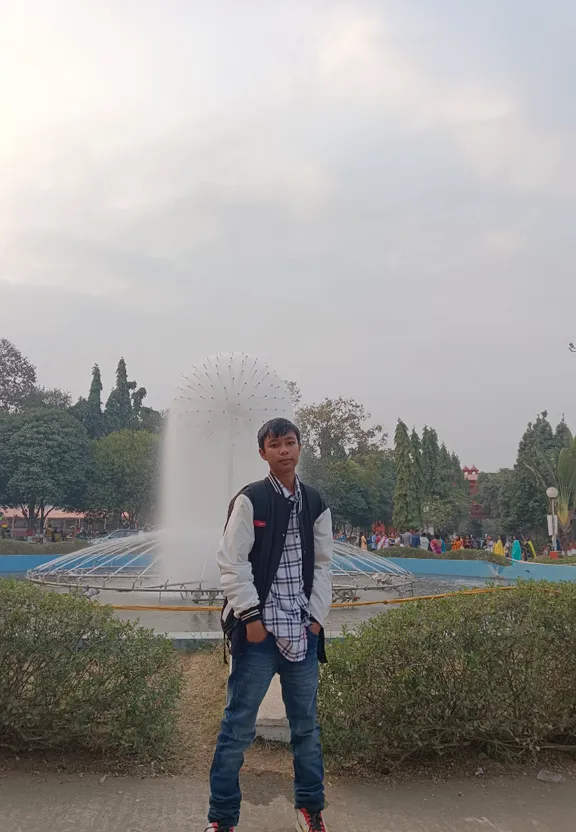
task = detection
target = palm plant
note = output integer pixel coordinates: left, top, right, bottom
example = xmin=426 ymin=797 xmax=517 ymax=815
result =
xmin=523 ymin=429 xmax=576 ymax=550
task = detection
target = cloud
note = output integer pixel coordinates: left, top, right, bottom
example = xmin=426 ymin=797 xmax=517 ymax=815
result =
xmin=316 ymin=9 xmax=576 ymax=194
xmin=317 ymin=11 xmax=510 ymax=128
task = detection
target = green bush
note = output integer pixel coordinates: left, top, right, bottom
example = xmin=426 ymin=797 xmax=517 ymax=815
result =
xmin=384 ymin=546 xmax=510 ymax=568
xmin=0 ymin=580 xmax=181 ymax=758
xmin=319 ymin=581 xmax=576 ymax=769
xmin=0 ymin=539 xmax=89 ymax=555
xmin=535 ymin=555 xmax=576 ymax=565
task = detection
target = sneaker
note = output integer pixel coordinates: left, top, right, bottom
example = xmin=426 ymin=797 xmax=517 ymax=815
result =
xmin=205 ymin=825 xmax=235 ymax=832
xmin=296 ymin=808 xmax=328 ymax=831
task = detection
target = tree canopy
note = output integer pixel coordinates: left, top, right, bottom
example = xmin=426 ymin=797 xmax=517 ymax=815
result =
xmin=0 ymin=339 xmax=37 ymax=411
xmin=88 ymin=430 xmax=159 ymax=527
xmin=0 ymin=408 xmax=92 ymax=528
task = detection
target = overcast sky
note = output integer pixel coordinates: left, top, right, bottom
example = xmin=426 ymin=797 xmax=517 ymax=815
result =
xmin=1 ymin=1 xmax=575 ymax=471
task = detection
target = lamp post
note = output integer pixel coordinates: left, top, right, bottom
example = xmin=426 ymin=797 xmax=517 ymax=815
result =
xmin=546 ymin=486 xmax=559 ymax=553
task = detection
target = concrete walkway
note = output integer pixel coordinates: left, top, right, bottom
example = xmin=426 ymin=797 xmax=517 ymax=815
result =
xmin=1 ymin=770 xmax=574 ymax=831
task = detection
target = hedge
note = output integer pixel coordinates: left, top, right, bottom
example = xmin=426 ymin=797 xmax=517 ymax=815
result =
xmin=383 ymin=546 xmax=510 ymax=568
xmin=319 ymin=581 xmax=576 ymax=769
xmin=0 ymin=539 xmax=89 ymax=555
xmin=0 ymin=580 xmax=181 ymax=758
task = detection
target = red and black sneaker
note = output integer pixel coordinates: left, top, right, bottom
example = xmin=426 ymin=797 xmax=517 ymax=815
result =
xmin=296 ymin=808 xmax=328 ymax=831
xmin=205 ymin=824 xmax=235 ymax=832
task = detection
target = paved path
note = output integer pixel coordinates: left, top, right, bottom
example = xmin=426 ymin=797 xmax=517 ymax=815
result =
xmin=0 ymin=770 xmax=574 ymax=831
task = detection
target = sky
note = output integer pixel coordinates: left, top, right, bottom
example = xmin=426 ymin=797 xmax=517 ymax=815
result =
xmin=1 ymin=0 xmax=576 ymax=471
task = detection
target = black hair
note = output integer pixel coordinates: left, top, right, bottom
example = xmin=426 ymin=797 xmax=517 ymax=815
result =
xmin=257 ymin=417 xmax=301 ymax=450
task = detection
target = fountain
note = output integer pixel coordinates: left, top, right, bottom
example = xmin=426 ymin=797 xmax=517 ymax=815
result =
xmin=27 ymin=352 xmax=413 ymax=600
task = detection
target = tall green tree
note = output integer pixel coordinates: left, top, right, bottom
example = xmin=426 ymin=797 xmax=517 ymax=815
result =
xmin=508 ymin=412 xmax=557 ymax=534
xmin=105 ymin=358 xmax=133 ymax=433
xmin=0 ymin=339 xmax=37 ymax=411
xmin=89 ymin=430 xmax=159 ymax=527
xmin=72 ymin=364 xmax=105 ymax=438
xmin=0 ymin=409 xmax=91 ymax=529
xmin=392 ymin=419 xmax=420 ymax=530
xmin=410 ymin=427 xmax=424 ymax=524
xmin=421 ymin=426 xmax=440 ymax=500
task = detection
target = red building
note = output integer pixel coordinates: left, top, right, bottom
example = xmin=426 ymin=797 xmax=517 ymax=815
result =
xmin=462 ymin=465 xmax=487 ymax=520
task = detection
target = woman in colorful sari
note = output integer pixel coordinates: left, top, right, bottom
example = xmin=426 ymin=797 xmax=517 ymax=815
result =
xmin=511 ymin=535 xmax=523 ymax=560
xmin=493 ymin=535 xmax=506 ymax=556
xmin=430 ymin=534 xmax=442 ymax=555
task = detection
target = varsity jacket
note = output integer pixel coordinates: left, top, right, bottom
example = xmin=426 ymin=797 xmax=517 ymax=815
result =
xmin=219 ymin=477 xmax=333 ymax=661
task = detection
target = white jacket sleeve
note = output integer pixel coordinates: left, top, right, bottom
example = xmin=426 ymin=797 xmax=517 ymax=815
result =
xmin=217 ymin=494 xmax=259 ymax=616
xmin=308 ymin=507 xmax=333 ymax=626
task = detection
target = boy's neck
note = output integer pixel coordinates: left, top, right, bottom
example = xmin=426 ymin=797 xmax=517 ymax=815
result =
xmin=271 ymin=468 xmax=296 ymax=494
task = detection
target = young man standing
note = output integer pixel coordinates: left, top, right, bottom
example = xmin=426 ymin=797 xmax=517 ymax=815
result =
xmin=206 ymin=418 xmax=333 ymax=832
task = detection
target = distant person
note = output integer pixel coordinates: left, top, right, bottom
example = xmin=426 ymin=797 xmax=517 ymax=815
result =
xmin=463 ymin=534 xmax=473 ymax=550
xmin=419 ymin=532 xmax=430 ymax=551
xmin=370 ymin=532 xmax=377 ymax=550
xmin=441 ymin=536 xmax=447 ymax=553
xmin=483 ymin=535 xmax=494 ymax=552
xmin=410 ymin=530 xmax=420 ymax=549
xmin=451 ymin=535 xmax=463 ymax=551
xmin=430 ymin=534 xmax=442 ymax=555
xmin=402 ymin=529 xmax=413 ymax=548
xmin=524 ymin=536 xmax=536 ymax=560
xmin=493 ymin=535 xmax=506 ymax=556
xmin=360 ymin=533 xmax=368 ymax=551
xmin=511 ymin=536 xmax=523 ymax=561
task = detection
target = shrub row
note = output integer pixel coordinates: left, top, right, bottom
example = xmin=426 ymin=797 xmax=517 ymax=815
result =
xmin=383 ymin=545 xmax=510 ymax=568
xmin=319 ymin=581 xmax=576 ymax=768
xmin=0 ymin=580 xmax=181 ymax=758
xmin=0 ymin=539 xmax=89 ymax=555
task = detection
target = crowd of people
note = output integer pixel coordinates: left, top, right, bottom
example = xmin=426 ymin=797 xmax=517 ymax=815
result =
xmin=336 ymin=528 xmax=544 ymax=561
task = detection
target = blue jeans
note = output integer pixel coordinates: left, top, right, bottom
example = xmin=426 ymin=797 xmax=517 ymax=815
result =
xmin=208 ymin=628 xmax=324 ymax=827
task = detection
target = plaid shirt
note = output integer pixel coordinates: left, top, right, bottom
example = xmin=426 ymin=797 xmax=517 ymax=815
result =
xmin=262 ymin=473 xmax=309 ymax=662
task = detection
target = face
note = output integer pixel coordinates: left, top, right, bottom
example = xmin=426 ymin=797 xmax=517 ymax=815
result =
xmin=259 ymin=431 xmax=301 ymax=474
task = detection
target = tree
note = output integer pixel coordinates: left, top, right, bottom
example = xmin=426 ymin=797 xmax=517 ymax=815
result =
xmin=284 ymin=380 xmax=302 ymax=409
xmin=0 ymin=339 xmax=37 ymax=411
xmin=523 ymin=426 xmax=576 ymax=548
xmin=476 ymin=469 xmax=516 ymax=533
xmin=138 ymin=406 xmax=165 ymax=434
xmin=72 ymin=364 xmax=105 ymax=439
xmin=105 ymin=358 xmax=133 ymax=433
xmin=321 ymin=459 xmax=373 ymax=530
xmin=0 ymin=409 xmax=91 ymax=529
xmin=508 ymin=412 xmax=557 ymax=535
xmin=298 ymin=397 xmax=386 ymax=461
xmin=20 ymin=386 xmax=72 ymax=410
xmin=392 ymin=420 xmax=420 ymax=530
xmin=410 ymin=428 xmax=424 ymax=524
xmin=101 ymin=358 xmax=161 ymax=435
xmin=421 ymin=426 xmax=440 ymax=500
xmin=89 ymin=430 xmax=159 ymax=527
